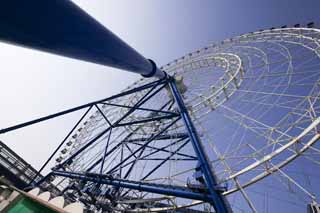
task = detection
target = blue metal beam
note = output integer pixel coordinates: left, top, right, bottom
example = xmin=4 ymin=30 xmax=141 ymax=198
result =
xmin=122 ymin=141 xmax=148 ymax=180
xmin=25 ymin=77 xmax=231 ymax=212
xmin=116 ymin=114 xmax=179 ymax=127
xmin=0 ymin=79 xmax=166 ymax=135
xmin=0 ymin=1 xmax=165 ymax=78
xmin=95 ymin=104 xmax=113 ymax=127
xmin=51 ymin=170 xmax=213 ymax=202
xmin=86 ymin=100 xmax=178 ymax=174
xmin=168 ymin=77 xmax=232 ymax=213
xmin=139 ymin=158 xmax=196 ymax=161
xmin=100 ymin=128 xmax=113 ymax=175
xmin=110 ymin=134 xmax=190 ymax=178
xmin=142 ymin=139 xmax=190 ymax=180
xmin=136 ymin=137 xmax=194 ymax=160
xmin=122 ymin=133 xmax=188 ymax=142
xmin=100 ymin=102 xmax=179 ymax=116
xmin=130 ymin=140 xmax=197 ymax=159
xmin=29 ymin=105 xmax=93 ymax=185
xmin=107 ymin=117 xmax=181 ymax=174
xmin=55 ymin=79 xmax=169 ymax=170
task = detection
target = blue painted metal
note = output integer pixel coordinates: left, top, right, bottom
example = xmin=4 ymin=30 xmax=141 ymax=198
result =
xmin=130 ymin=139 xmax=196 ymax=159
xmin=168 ymin=77 xmax=232 ymax=212
xmin=0 ymin=1 xmax=165 ymax=78
xmin=122 ymin=133 xmax=189 ymax=142
xmin=111 ymin=136 xmax=190 ymax=175
xmin=0 ymin=1 xmax=231 ymax=209
xmin=0 ymin=79 xmax=166 ymax=135
xmin=121 ymin=142 xmax=147 ymax=180
xmin=55 ymin=79 xmax=169 ymax=170
xmin=51 ymin=170 xmax=213 ymax=202
xmin=86 ymin=142 xmax=124 ymax=173
xmin=95 ymin=104 xmax=113 ymax=127
xmin=100 ymin=102 xmax=179 ymax=116
xmin=5 ymin=75 xmax=231 ymax=211
xmin=116 ymin=114 xmax=179 ymax=127
xmin=140 ymin=158 xmax=196 ymax=161
xmin=137 ymin=137 xmax=192 ymax=160
xmin=86 ymin=99 xmax=178 ymax=174
xmin=29 ymin=105 xmax=93 ymax=185
xmin=142 ymin=139 xmax=190 ymax=180
xmin=100 ymin=128 xmax=112 ymax=175
xmin=107 ymin=117 xmax=181 ymax=174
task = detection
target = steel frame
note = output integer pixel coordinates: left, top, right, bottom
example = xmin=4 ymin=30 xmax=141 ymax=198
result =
xmin=0 ymin=76 xmax=230 ymax=212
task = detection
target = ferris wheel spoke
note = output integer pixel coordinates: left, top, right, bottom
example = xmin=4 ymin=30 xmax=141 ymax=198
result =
xmin=239 ymin=97 xmax=306 ymax=112
xmin=247 ymin=144 xmax=316 ymax=201
xmin=192 ymin=116 xmax=260 ymax=212
xmin=302 ymin=155 xmax=320 ymax=166
xmin=242 ymin=70 xmax=320 ymax=83
xmin=219 ymin=104 xmax=293 ymax=140
xmin=231 ymin=88 xmax=314 ymax=99
xmin=246 ymin=187 xmax=306 ymax=209
xmin=216 ymin=104 xmax=320 ymax=178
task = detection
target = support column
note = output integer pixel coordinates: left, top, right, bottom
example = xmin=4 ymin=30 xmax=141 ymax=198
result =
xmin=168 ymin=77 xmax=232 ymax=213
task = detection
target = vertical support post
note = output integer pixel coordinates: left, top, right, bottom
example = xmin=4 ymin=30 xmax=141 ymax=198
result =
xmin=168 ymin=77 xmax=231 ymax=213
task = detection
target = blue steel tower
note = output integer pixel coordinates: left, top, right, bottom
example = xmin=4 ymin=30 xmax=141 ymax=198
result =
xmin=0 ymin=1 xmax=230 ymax=212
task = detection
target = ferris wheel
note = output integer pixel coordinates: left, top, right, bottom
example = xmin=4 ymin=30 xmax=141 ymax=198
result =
xmin=0 ymin=1 xmax=319 ymax=213
xmin=51 ymin=25 xmax=320 ymax=212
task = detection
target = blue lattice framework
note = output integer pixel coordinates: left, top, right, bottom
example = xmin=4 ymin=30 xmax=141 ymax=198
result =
xmin=0 ymin=76 xmax=230 ymax=212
